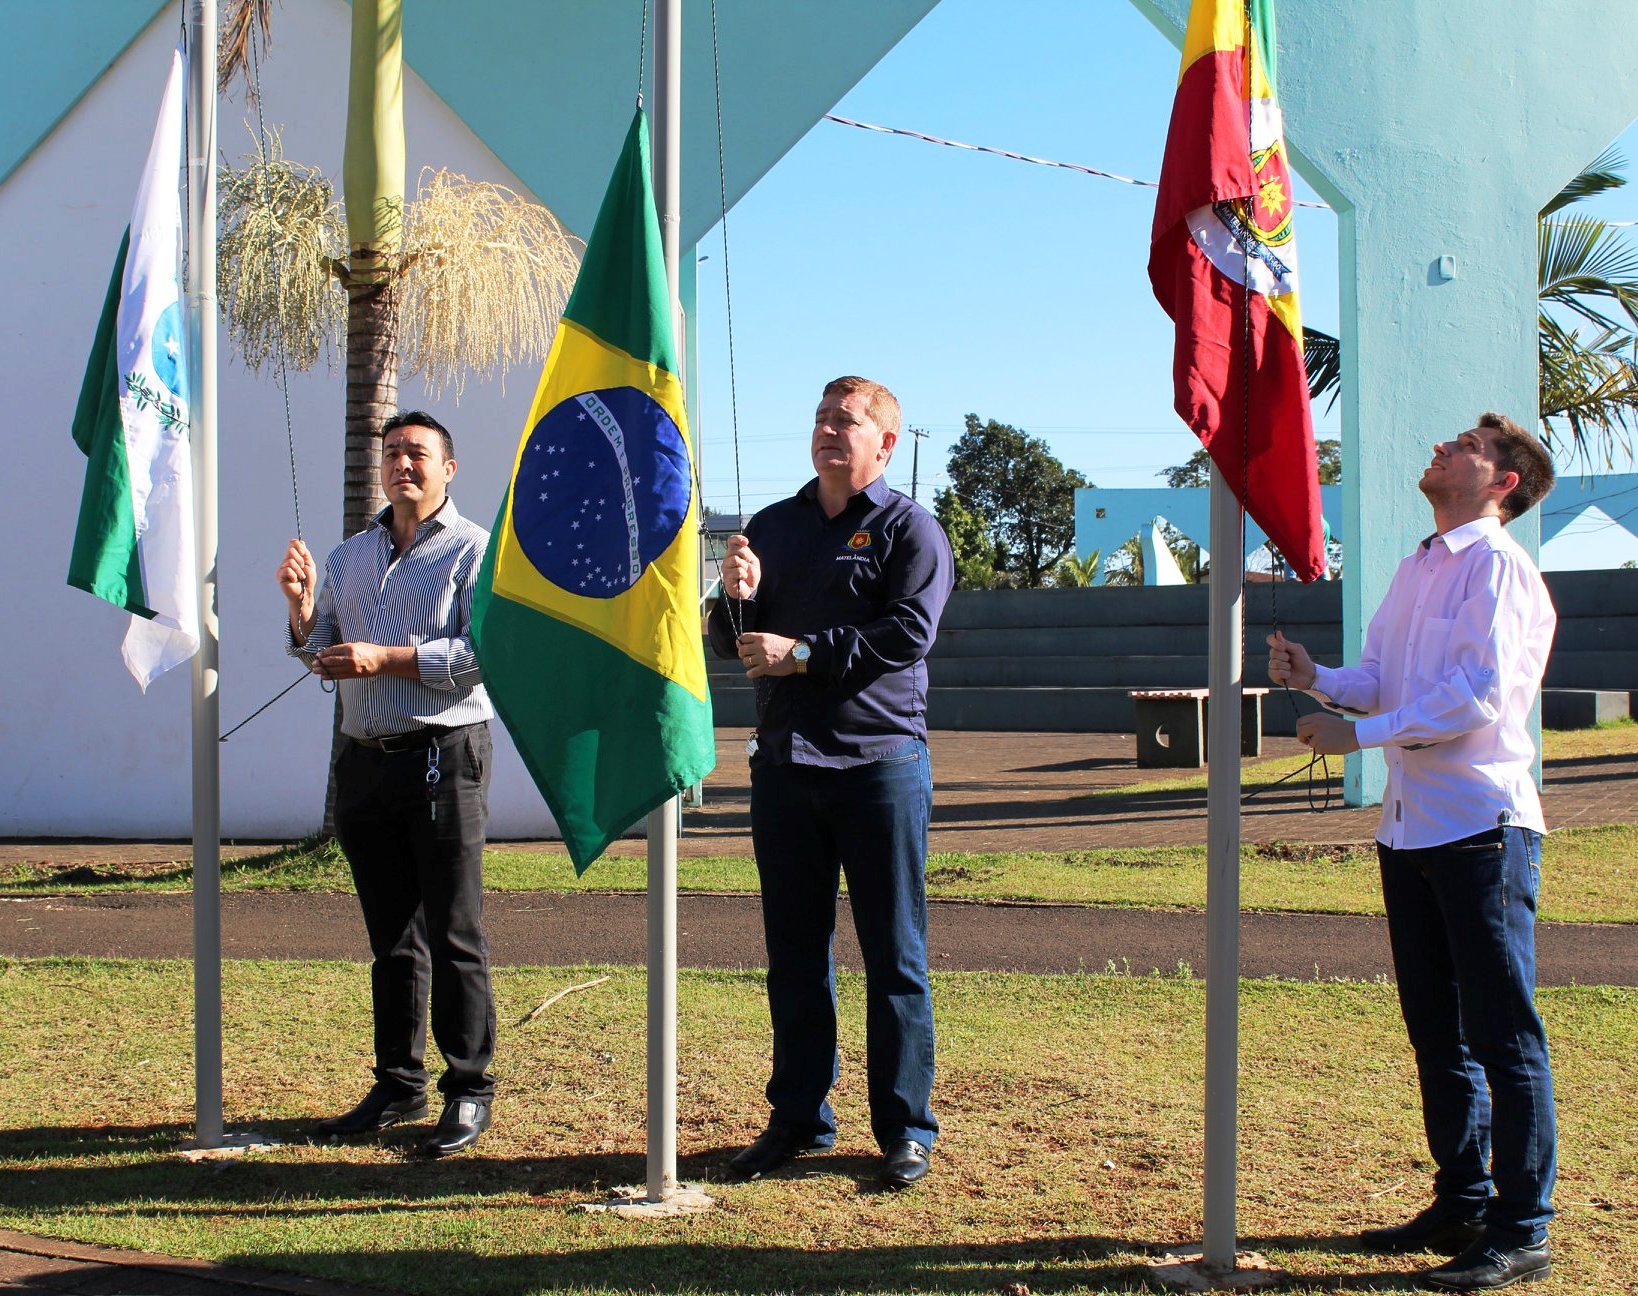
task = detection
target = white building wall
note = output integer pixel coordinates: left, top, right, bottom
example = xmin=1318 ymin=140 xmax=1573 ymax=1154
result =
xmin=0 ymin=1 xmax=574 ymax=838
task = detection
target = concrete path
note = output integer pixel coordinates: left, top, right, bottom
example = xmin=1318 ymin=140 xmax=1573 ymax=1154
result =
xmin=3 ymin=888 xmax=1633 ymax=985
xmin=0 ymin=1227 xmax=388 ymax=1296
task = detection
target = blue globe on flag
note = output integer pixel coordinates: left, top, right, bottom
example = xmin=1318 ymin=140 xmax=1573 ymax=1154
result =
xmin=512 ymin=386 xmax=692 ymax=598
xmin=150 ymin=300 xmax=189 ymax=410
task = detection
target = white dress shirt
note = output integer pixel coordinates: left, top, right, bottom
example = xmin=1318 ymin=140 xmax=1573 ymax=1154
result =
xmin=1309 ymin=515 xmax=1555 ymax=849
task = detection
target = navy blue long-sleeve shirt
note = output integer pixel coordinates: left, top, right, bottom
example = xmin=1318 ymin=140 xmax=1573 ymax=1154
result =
xmin=708 ymin=475 xmax=954 ymax=767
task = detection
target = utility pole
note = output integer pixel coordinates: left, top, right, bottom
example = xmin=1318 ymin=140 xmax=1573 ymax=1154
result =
xmin=908 ymin=426 xmax=930 ymax=502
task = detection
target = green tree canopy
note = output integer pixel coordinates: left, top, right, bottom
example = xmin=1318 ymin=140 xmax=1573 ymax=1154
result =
xmin=945 ymin=415 xmax=1089 ymax=588
xmin=933 ymin=488 xmax=998 ymax=591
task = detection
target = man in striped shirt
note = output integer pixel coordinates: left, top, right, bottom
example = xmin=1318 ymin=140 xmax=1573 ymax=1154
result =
xmin=277 ymin=410 xmax=497 ymax=1158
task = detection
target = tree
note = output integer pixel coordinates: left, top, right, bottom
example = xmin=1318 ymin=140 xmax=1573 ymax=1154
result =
xmin=1305 ymin=150 xmax=1638 ymax=469
xmin=933 ymin=488 xmax=997 ymax=591
xmin=1162 ymin=439 xmax=1340 ymax=488
xmin=217 ymin=0 xmax=579 ymax=825
xmin=945 ymin=415 xmax=1089 ymax=588
xmin=1050 ymin=550 xmax=1100 ymax=587
xmin=1101 ymin=535 xmax=1146 ymax=586
xmin=217 ymin=0 xmax=580 ymax=537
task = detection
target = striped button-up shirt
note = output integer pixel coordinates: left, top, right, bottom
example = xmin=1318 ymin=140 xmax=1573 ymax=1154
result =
xmin=287 ymin=498 xmax=493 ymax=740
xmin=1309 ymin=515 xmax=1555 ymax=850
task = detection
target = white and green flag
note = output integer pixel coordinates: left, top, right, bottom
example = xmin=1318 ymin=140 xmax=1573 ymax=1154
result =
xmin=68 ymin=46 xmax=197 ymax=691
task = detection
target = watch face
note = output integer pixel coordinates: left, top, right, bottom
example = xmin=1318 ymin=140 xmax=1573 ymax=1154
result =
xmin=793 ymin=642 xmax=811 ymax=662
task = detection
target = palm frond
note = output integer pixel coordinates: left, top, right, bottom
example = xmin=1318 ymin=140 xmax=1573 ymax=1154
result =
xmin=217 ymin=128 xmax=347 ymax=373
xmin=398 ymin=169 xmax=584 ymax=399
xmin=1539 ymin=316 xmax=1638 ymax=471
xmin=1540 ymin=146 xmax=1626 ymax=217
xmin=1303 ymin=326 xmax=1342 ymax=412
xmin=1538 ymin=216 xmax=1638 ymax=328
xmin=219 ymin=0 xmax=275 ymax=100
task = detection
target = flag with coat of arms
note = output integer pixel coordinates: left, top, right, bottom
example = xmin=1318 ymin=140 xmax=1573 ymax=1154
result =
xmin=1148 ymin=0 xmax=1325 ymax=581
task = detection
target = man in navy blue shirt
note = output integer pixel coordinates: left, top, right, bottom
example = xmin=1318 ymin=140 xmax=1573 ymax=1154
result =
xmin=708 ymin=376 xmax=954 ymax=1190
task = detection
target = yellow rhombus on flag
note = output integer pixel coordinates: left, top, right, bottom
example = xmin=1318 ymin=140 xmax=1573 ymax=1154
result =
xmin=472 ymin=108 xmax=715 ymax=872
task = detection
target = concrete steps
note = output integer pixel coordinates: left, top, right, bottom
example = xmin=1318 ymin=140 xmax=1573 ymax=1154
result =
xmin=705 ymin=569 xmax=1638 ymax=733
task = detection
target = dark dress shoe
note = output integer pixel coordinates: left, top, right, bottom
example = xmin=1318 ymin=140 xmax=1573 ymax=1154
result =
xmin=314 ymin=1085 xmax=428 ymax=1137
xmin=1360 ymin=1201 xmax=1486 ymax=1254
xmin=880 ymin=1139 xmax=931 ymax=1189
xmin=726 ymin=1126 xmax=830 ymax=1180
xmin=419 ymin=1097 xmax=492 ymax=1157
xmin=1423 ymin=1236 xmax=1551 ymax=1291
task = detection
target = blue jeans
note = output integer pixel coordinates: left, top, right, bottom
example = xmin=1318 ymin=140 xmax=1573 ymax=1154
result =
xmin=749 ymin=739 xmax=938 ymax=1152
xmin=1378 ymin=827 xmax=1556 ymax=1242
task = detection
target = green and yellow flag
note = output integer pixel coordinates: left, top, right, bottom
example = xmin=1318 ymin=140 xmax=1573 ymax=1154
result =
xmin=473 ymin=109 xmax=715 ymax=871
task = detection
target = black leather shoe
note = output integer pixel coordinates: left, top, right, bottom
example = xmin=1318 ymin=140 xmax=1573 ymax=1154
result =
xmin=314 ymin=1085 xmax=428 ymax=1138
xmin=419 ymin=1097 xmax=492 ymax=1157
xmin=880 ymin=1138 xmax=931 ymax=1189
xmin=1423 ymin=1236 xmax=1551 ymax=1291
xmin=725 ymin=1126 xmax=830 ymax=1180
xmin=1360 ymin=1201 xmax=1486 ymax=1254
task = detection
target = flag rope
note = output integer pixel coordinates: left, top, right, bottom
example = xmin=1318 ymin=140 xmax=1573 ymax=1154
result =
xmin=1228 ymin=8 xmax=1332 ymax=812
xmin=220 ymin=16 xmax=332 ymax=741
xmin=707 ymin=0 xmax=748 ymax=642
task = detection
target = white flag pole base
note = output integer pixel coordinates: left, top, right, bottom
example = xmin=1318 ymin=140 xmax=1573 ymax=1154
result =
xmin=578 ymin=1184 xmax=716 ymax=1218
xmin=178 ymin=1131 xmax=276 ymax=1161
xmin=1143 ymin=1248 xmax=1283 ymax=1292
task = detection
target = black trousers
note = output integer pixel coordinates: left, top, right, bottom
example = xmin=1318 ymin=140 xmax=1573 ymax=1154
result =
xmin=333 ymin=723 xmax=496 ymax=1100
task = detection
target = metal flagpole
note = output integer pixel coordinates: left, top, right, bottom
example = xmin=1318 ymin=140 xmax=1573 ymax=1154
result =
xmin=1201 ymin=464 xmax=1243 ymax=1268
xmin=644 ymin=0 xmax=683 ymax=1205
xmin=185 ymin=0 xmax=223 ymax=1150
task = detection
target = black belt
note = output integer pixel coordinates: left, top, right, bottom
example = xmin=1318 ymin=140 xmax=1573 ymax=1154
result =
xmin=351 ymin=722 xmax=479 ymax=753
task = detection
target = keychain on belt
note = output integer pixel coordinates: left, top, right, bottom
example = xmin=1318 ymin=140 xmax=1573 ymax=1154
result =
xmin=426 ymin=743 xmax=442 ymax=822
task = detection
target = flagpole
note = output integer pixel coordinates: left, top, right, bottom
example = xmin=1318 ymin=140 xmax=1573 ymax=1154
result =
xmin=1202 ymin=464 xmax=1243 ymax=1268
xmin=645 ymin=0 xmax=683 ymax=1205
xmin=185 ymin=0 xmax=223 ymax=1150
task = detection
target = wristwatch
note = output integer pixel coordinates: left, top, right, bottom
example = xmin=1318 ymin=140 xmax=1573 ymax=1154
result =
xmin=791 ymin=641 xmax=811 ymax=674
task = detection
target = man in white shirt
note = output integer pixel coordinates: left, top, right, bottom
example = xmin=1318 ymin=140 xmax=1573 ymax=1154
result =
xmin=1268 ymin=412 xmax=1558 ymax=1294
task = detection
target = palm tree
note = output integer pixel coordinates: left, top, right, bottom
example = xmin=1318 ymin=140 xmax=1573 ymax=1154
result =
xmin=216 ymin=0 xmax=580 ymax=824
xmin=1305 ymin=149 xmax=1638 ymax=469
xmin=217 ymin=0 xmax=580 ymax=536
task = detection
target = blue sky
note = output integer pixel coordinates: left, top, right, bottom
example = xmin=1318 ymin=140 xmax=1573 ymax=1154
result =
xmin=690 ymin=0 xmax=1638 ymax=567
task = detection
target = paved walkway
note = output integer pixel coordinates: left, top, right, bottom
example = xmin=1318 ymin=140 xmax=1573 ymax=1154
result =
xmin=6 ymin=729 xmax=1636 ymax=868
xmin=0 ymin=1227 xmax=385 ymax=1296
xmin=3 ymin=731 xmax=1635 ymax=986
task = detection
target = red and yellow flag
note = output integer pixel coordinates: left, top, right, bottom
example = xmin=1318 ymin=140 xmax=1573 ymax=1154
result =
xmin=1148 ymin=0 xmax=1324 ymax=581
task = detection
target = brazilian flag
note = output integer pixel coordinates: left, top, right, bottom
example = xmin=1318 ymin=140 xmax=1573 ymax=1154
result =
xmin=473 ymin=109 xmax=715 ymax=872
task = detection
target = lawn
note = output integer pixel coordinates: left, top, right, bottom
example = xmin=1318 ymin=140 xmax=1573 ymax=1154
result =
xmin=4 ymin=723 xmax=1633 ymax=923
xmin=5 ymin=824 xmax=1633 ymax=924
xmin=1 ymin=958 xmax=1633 ymax=1295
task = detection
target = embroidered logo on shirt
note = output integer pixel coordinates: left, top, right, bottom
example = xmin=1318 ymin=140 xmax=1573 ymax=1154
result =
xmin=846 ymin=530 xmax=873 ymax=550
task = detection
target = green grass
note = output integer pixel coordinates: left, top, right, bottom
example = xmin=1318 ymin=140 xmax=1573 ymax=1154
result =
xmin=6 ymin=826 xmax=1634 ymax=923
xmin=1 ymin=957 xmax=1632 ymax=1295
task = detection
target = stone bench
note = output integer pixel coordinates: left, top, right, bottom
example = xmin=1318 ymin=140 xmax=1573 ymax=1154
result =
xmin=1128 ymin=688 xmax=1271 ymax=768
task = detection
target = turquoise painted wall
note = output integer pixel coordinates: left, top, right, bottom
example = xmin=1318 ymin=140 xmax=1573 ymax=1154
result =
xmin=0 ymin=1 xmax=167 ymax=186
xmin=1130 ymin=0 xmax=1638 ymax=804
xmin=1 ymin=1 xmax=936 ymax=247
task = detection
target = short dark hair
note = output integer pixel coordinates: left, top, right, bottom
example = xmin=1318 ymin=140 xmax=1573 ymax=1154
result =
xmin=380 ymin=410 xmax=454 ymax=461
xmin=1477 ymin=411 xmax=1554 ymax=520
